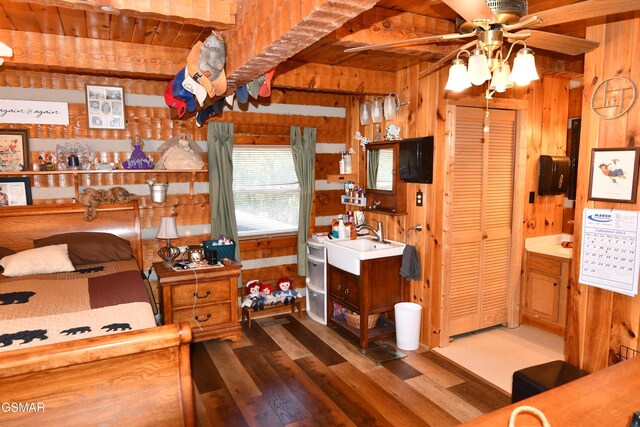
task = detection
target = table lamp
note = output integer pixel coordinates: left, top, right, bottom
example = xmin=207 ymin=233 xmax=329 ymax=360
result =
xmin=156 ymin=216 xmax=180 ymax=267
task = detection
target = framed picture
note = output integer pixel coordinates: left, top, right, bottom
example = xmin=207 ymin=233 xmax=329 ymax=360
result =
xmin=0 ymin=177 xmax=32 ymax=206
xmin=588 ymin=148 xmax=640 ymax=203
xmin=0 ymin=129 xmax=29 ymax=171
xmin=85 ymin=84 xmax=126 ymax=130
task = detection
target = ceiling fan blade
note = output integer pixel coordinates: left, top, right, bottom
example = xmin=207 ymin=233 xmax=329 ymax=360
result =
xmin=522 ymin=0 xmax=640 ymax=28
xmin=441 ymin=0 xmax=496 ymax=26
xmin=343 ymin=31 xmax=476 ymax=53
xmin=501 ymin=16 xmax=542 ymax=32
xmin=510 ymin=30 xmax=600 ymax=56
xmin=418 ymin=40 xmax=478 ymax=79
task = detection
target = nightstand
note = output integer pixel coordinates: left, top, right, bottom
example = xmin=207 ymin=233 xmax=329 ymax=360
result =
xmin=154 ymin=261 xmax=243 ymax=343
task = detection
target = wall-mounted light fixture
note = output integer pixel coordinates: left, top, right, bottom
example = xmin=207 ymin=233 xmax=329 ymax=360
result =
xmin=445 ymin=39 xmax=539 ymax=98
xmin=359 ymin=93 xmax=410 ymax=141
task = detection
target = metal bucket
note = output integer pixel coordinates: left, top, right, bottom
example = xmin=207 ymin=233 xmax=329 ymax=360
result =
xmin=149 ymin=181 xmax=169 ymax=203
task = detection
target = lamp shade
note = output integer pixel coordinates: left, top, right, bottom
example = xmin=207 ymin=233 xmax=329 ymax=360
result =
xmin=445 ymin=59 xmax=472 ymax=92
xmin=359 ymin=101 xmax=371 ymax=125
xmin=156 ymin=216 xmax=179 ymax=240
xmin=0 ymin=42 xmax=12 ymax=58
xmin=384 ymin=94 xmax=399 ymax=120
xmin=371 ymin=98 xmax=383 ymax=123
xmin=509 ymin=47 xmax=539 ymax=86
xmin=489 ymin=63 xmax=514 ymax=93
xmin=467 ymin=48 xmax=491 ymax=86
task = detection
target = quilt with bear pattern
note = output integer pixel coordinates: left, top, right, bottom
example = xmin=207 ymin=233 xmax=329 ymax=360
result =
xmin=0 ymin=259 xmax=156 ymax=352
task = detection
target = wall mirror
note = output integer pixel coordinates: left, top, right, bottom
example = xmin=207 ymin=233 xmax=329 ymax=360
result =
xmin=367 ymin=146 xmax=394 ymax=191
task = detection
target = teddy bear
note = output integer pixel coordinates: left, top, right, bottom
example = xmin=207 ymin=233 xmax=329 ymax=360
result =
xmin=273 ymin=277 xmax=301 ymax=305
xmin=77 ymin=186 xmax=137 ymax=221
xmin=241 ymin=279 xmax=263 ymax=312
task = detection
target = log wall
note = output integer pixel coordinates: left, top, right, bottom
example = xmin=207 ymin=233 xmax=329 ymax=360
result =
xmin=0 ymin=69 xmax=350 ymax=301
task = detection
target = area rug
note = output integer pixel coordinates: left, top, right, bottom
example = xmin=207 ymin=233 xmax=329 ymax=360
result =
xmin=433 ymin=325 xmax=564 ymax=393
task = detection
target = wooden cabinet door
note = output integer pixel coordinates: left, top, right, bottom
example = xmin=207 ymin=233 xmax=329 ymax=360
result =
xmin=525 ymin=271 xmax=562 ymax=323
xmin=446 ymin=106 xmax=517 ymax=337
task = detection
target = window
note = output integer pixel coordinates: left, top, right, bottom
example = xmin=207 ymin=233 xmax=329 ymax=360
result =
xmin=233 ymin=146 xmax=300 ymax=237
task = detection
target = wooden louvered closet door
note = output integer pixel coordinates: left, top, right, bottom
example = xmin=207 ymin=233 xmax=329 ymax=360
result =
xmin=446 ymin=106 xmax=516 ymax=337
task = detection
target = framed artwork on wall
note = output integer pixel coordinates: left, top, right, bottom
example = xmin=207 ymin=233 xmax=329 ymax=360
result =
xmin=588 ymin=148 xmax=640 ymax=203
xmin=85 ymin=85 xmax=126 ymax=130
xmin=0 ymin=129 xmax=29 ymax=171
xmin=0 ymin=177 xmax=33 ymax=206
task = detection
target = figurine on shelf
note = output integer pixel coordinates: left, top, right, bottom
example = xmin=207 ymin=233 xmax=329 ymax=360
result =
xmin=122 ymin=135 xmax=154 ymax=170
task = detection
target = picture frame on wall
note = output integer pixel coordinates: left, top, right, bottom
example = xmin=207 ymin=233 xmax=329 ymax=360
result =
xmin=588 ymin=148 xmax=640 ymax=203
xmin=0 ymin=129 xmax=29 ymax=171
xmin=85 ymin=84 xmax=126 ymax=130
xmin=0 ymin=177 xmax=33 ymax=206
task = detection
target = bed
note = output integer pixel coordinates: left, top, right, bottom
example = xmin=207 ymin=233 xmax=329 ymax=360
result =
xmin=0 ymin=201 xmax=193 ymax=426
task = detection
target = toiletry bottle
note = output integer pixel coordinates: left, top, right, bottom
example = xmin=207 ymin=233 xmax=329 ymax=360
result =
xmin=339 ymin=152 xmax=345 ymax=174
xmin=338 ymin=216 xmax=346 ymax=239
xmin=344 ymin=151 xmax=352 ymax=173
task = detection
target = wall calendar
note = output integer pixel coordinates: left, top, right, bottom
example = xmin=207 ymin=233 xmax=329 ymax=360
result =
xmin=580 ymin=208 xmax=640 ymax=297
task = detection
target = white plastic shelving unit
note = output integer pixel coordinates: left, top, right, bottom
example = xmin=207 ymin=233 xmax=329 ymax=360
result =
xmin=306 ymin=240 xmax=327 ymax=325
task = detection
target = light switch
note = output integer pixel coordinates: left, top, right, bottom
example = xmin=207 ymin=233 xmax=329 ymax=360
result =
xmin=416 ymin=190 xmax=423 ymax=207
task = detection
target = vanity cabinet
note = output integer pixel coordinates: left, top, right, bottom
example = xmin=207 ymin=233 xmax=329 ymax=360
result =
xmin=327 ymin=255 xmax=405 ymax=348
xmin=365 ymin=141 xmax=406 ymax=215
xmin=521 ymin=252 xmax=570 ymax=336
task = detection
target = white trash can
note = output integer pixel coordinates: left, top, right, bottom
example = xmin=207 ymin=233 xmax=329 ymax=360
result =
xmin=394 ymin=302 xmax=422 ymax=351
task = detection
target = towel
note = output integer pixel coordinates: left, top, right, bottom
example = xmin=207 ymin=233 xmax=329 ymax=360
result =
xmin=400 ymin=245 xmax=421 ymax=281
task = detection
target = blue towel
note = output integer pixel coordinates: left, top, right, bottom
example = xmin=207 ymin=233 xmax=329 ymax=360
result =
xmin=400 ymin=245 xmax=421 ymax=281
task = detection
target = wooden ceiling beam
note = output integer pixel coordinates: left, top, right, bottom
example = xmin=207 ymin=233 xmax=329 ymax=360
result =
xmin=274 ymin=61 xmax=396 ymax=95
xmin=12 ymin=0 xmax=236 ymax=28
xmin=1 ymin=29 xmax=186 ymax=78
xmin=332 ymin=6 xmax=457 ymax=56
xmin=224 ymin=0 xmax=380 ymax=90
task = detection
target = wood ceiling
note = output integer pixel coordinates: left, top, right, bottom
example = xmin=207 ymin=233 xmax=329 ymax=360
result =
xmin=0 ymin=0 xmax=635 ymax=96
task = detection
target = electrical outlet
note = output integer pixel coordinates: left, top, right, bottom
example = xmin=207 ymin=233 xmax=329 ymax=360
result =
xmin=178 ymin=245 xmax=189 ymax=253
xmin=529 ymin=191 xmax=535 ymax=204
xmin=416 ymin=190 xmax=423 ymax=207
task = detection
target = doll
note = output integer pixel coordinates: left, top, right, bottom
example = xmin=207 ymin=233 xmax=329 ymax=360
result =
xmin=273 ymin=277 xmax=301 ymax=305
xmin=259 ymin=282 xmax=277 ymax=306
xmin=241 ymin=279 xmax=263 ymax=311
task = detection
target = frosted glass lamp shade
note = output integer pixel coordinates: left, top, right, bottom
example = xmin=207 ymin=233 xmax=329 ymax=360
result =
xmin=445 ymin=59 xmax=472 ymax=92
xmin=509 ymin=48 xmax=539 ymax=86
xmin=383 ymin=94 xmax=398 ymax=120
xmin=489 ymin=63 xmax=514 ymax=93
xmin=0 ymin=42 xmax=12 ymax=57
xmin=371 ymin=98 xmax=383 ymax=124
xmin=467 ymin=48 xmax=491 ymax=86
xmin=156 ymin=217 xmax=179 ymax=240
xmin=359 ymin=101 xmax=371 ymax=126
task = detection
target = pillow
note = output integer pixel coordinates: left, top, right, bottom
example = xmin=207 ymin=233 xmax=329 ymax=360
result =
xmin=34 ymin=232 xmax=133 ymax=266
xmin=1 ymin=244 xmax=75 ymax=277
xmin=0 ymin=246 xmax=16 ymax=273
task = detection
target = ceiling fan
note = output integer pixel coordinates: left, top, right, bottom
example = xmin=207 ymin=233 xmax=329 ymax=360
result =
xmin=345 ymin=0 xmax=640 ymax=79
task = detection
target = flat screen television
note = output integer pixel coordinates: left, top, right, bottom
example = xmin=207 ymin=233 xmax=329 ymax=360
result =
xmin=399 ymin=136 xmax=433 ymax=183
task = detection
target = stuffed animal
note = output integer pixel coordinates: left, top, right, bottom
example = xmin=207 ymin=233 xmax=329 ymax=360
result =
xmin=77 ymin=186 xmax=137 ymax=221
xmin=241 ymin=279 xmax=263 ymax=312
xmin=273 ymin=277 xmax=301 ymax=305
xmin=259 ymin=282 xmax=277 ymax=306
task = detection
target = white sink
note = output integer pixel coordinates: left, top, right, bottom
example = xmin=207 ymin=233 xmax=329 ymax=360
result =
xmin=324 ymin=237 xmax=406 ymax=275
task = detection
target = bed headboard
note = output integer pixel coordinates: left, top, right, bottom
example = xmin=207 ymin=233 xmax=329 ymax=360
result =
xmin=0 ymin=201 xmax=144 ymax=270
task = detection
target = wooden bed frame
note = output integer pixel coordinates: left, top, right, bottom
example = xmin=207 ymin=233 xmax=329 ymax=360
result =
xmin=0 ymin=201 xmax=194 ymax=426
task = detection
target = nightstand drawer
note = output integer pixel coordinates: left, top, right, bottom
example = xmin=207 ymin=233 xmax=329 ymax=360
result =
xmin=172 ymin=303 xmax=231 ymax=327
xmin=171 ymin=281 xmax=231 ymax=308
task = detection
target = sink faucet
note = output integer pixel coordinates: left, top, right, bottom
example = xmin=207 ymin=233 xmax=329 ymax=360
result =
xmin=356 ymin=220 xmax=384 ymax=242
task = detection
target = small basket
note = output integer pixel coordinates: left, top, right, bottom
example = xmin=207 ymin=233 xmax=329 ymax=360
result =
xmin=202 ymin=240 xmax=236 ymax=261
xmin=345 ymin=310 xmax=379 ymax=330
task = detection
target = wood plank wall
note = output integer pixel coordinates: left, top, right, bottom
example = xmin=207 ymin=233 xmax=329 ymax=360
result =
xmin=352 ymin=64 xmax=575 ymax=348
xmin=0 ymin=69 xmax=350 ymax=302
xmin=567 ymin=14 xmax=640 ymax=373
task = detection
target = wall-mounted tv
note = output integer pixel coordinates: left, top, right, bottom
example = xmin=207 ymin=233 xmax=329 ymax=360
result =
xmin=399 ymin=136 xmax=434 ymax=183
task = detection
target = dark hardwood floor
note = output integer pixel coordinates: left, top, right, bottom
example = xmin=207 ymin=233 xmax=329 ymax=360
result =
xmin=190 ymin=313 xmax=511 ymax=426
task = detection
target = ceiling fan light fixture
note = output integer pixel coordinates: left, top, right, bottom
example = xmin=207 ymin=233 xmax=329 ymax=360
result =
xmin=509 ymin=47 xmax=539 ymax=86
xmin=445 ymin=59 xmax=472 ymax=92
xmin=489 ymin=63 xmax=513 ymax=93
xmin=467 ymin=48 xmax=492 ymax=86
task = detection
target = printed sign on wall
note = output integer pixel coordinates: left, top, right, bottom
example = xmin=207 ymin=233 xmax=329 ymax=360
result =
xmin=0 ymin=99 xmax=69 ymax=125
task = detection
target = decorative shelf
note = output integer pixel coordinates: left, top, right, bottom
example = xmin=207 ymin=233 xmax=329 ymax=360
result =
xmin=341 ymin=195 xmax=367 ymax=207
xmin=0 ymin=169 xmax=208 ymax=199
xmin=326 ymin=173 xmax=356 ymax=183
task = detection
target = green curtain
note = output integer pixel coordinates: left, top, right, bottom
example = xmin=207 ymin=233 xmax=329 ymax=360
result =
xmin=207 ymin=121 xmax=240 ymax=262
xmin=368 ymin=149 xmax=379 ymax=190
xmin=290 ymin=126 xmax=316 ymax=276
